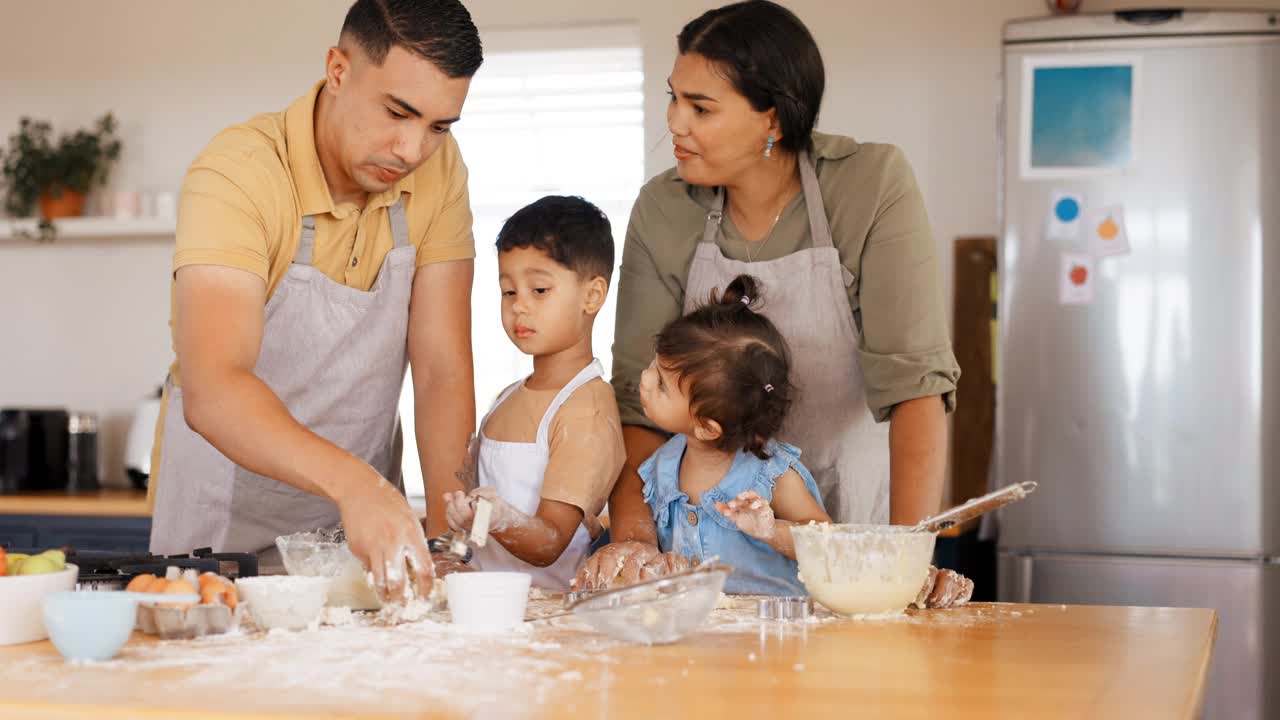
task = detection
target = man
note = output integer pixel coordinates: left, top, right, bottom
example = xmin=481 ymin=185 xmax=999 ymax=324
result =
xmin=148 ymin=0 xmax=482 ymax=602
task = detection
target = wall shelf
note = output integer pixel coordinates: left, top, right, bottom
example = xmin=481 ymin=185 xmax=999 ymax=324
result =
xmin=0 ymin=216 xmax=175 ymax=243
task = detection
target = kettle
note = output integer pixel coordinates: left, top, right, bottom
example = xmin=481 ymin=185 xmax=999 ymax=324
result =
xmin=124 ymin=386 xmax=163 ymax=490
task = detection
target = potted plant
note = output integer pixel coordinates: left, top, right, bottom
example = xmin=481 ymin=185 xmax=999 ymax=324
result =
xmin=0 ymin=114 xmax=122 ymax=238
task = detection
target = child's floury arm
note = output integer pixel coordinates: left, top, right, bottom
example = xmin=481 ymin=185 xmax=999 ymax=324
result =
xmin=716 ymin=469 xmax=830 ymax=560
xmin=716 ymin=496 xmax=803 ymax=560
xmin=489 ymin=498 xmax=584 ymax=567
xmin=443 ymin=488 xmax=584 ymax=567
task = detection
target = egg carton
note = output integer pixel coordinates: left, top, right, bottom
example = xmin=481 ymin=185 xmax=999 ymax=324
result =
xmin=132 ymin=566 xmax=245 ymax=639
xmin=136 ymin=601 xmax=247 ymax=639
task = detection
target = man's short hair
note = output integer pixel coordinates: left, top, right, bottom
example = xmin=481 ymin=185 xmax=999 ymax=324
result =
xmin=341 ymin=0 xmax=483 ymax=78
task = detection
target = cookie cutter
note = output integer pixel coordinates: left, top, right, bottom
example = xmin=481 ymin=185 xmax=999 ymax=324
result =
xmin=757 ymin=596 xmax=813 ymax=621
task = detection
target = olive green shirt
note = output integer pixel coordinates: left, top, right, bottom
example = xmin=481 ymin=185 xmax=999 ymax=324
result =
xmin=612 ymin=131 xmax=960 ymax=429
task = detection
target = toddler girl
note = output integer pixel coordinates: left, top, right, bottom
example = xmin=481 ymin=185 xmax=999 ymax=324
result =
xmin=637 ymin=274 xmax=830 ymax=595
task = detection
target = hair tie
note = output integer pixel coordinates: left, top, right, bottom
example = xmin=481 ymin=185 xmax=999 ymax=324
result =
xmin=740 ymin=296 xmax=751 ymax=305
xmin=764 ymin=383 xmax=774 ymax=393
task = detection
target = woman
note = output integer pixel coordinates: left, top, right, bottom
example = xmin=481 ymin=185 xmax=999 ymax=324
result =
xmin=577 ymin=1 xmax=970 ymax=606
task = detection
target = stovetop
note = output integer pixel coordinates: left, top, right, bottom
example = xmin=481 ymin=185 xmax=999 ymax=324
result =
xmin=5 ymin=547 xmax=259 ymax=589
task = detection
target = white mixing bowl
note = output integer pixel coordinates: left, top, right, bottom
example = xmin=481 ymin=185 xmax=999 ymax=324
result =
xmin=791 ymin=524 xmax=935 ymax=615
xmin=0 ymin=564 xmax=78 ymax=646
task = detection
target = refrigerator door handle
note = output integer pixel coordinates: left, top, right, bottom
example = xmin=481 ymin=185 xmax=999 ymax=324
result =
xmin=1012 ymin=554 xmax=1033 ymax=603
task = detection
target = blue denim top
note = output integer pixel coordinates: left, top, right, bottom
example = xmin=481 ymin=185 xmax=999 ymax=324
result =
xmin=641 ymin=434 xmax=825 ymax=596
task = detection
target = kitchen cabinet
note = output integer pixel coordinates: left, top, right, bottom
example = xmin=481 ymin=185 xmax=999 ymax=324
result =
xmin=0 ymin=490 xmax=151 ymax=552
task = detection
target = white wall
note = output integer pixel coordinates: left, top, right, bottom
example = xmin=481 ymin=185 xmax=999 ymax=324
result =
xmin=2 ymin=0 xmax=1272 ymax=487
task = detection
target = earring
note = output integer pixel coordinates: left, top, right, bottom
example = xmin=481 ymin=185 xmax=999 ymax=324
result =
xmin=764 ymin=135 xmax=775 ymax=158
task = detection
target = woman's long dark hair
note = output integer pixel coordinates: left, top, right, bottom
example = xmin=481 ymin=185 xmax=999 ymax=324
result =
xmin=677 ymin=1 xmax=825 ymax=153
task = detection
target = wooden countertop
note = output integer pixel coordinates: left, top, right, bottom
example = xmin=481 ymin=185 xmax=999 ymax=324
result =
xmin=0 ymin=601 xmax=1216 ymax=719
xmin=0 ymin=489 xmax=151 ymax=517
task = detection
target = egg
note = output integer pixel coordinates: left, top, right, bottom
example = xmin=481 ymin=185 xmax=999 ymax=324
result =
xmin=197 ymin=571 xmax=238 ymax=608
xmin=145 ymin=576 xmax=171 ymax=594
xmin=166 ymin=578 xmax=196 ymax=594
xmin=162 ymin=579 xmax=198 ymax=609
xmin=200 ymin=580 xmax=228 ymax=606
xmin=126 ymin=573 xmax=157 ymax=592
xmin=221 ymin=581 xmax=239 ymax=610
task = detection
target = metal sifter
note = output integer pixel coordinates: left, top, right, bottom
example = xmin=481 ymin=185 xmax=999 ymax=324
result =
xmin=427 ymin=497 xmax=493 ymax=563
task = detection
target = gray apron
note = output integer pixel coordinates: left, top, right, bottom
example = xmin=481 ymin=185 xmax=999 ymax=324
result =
xmin=683 ymin=151 xmax=890 ymax=524
xmin=150 ymin=199 xmax=413 ymax=557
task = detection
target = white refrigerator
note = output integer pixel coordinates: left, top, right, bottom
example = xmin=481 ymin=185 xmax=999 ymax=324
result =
xmin=996 ymin=9 xmax=1280 ymax=720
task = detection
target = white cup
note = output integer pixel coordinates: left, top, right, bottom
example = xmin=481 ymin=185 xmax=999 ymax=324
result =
xmin=445 ymin=572 xmax=531 ymax=631
xmin=153 ymin=191 xmax=177 ymax=219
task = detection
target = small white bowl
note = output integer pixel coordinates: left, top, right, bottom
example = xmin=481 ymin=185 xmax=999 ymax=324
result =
xmin=235 ymin=576 xmax=331 ymax=631
xmin=445 ymin=572 xmax=531 ymax=631
xmin=0 ymin=564 xmax=78 ymax=646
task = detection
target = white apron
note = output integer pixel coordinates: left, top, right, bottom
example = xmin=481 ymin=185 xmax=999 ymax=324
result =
xmin=469 ymin=361 xmax=601 ymax=589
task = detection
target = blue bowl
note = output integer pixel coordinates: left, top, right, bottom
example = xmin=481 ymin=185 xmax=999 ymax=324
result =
xmin=43 ymin=592 xmax=140 ymax=662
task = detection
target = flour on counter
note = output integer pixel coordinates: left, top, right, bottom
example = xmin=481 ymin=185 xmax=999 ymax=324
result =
xmin=7 ymin=594 xmax=1029 ymax=717
xmin=10 ymin=601 xmax=613 ymax=718
xmin=321 ymin=606 xmax=355 ymax=626
xmin=377 ymin=597 xmax=433 ymax=625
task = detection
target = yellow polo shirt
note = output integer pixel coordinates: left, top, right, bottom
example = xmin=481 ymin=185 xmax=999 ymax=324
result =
xmin=148 ymin=80 xmax=475 ymax=504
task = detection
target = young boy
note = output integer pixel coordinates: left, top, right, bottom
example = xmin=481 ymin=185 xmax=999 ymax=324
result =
xmin=442 ymin=195 xmax=625 ymax=590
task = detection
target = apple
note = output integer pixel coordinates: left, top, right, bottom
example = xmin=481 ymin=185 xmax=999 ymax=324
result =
xmin=5 ymin=549 xmax=65 ymax=576
xmin=17 ymin=556 xmax=61 ymax=575
xmin=5 ymin=553 xmax=30 ymax=576
xmin=37 ymin=549 xmax=66 ymax=568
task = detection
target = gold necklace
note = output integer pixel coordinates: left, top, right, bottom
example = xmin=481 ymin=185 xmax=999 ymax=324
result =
xmin=730 ymin=178 xmax=797 ymax=263
xmin=745 ymin=209 xmax=783 ymax=263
